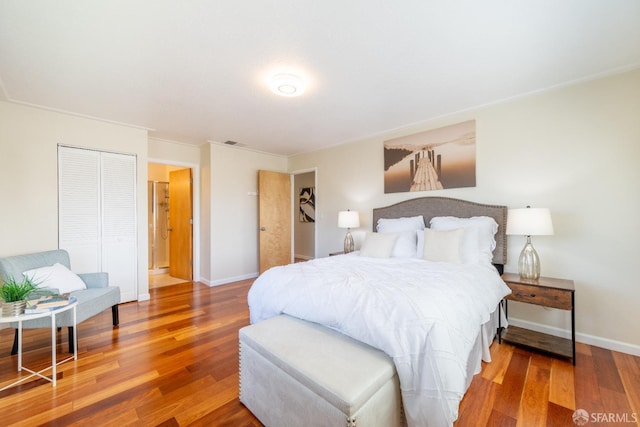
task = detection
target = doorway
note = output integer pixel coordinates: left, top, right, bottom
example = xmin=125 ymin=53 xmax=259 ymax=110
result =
xmin=148 ymin=162 xmax=193 ymax=288
xmin=293 ymin=169 xmax=317 ymax=262
xmin=148 ymin=180 xmax=170 ymax=273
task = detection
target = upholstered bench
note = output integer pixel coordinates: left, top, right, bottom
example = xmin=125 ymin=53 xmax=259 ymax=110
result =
xmin=239 ymin=315 xmax=403 ymax=427
xmin=0 ymin=249 xmax=120 ymax=354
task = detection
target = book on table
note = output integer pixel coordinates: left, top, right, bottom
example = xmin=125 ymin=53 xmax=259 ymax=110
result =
xmin=26 ymin=294 xmax=71 ymax=311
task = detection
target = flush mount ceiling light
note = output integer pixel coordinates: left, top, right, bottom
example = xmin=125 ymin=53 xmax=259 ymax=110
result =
xmin=269 ymin=73 xmax=305 ymax=97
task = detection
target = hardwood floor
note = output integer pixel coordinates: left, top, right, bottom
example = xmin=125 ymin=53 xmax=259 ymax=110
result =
xmin=0 ymin=280 xmax=638 ymax=426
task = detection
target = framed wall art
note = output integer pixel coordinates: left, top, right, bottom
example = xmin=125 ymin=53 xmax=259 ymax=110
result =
xmin=299 ymin=187 xmax=315 ymax=222
xmin=383 ymin=120 xmax=476 ymax=194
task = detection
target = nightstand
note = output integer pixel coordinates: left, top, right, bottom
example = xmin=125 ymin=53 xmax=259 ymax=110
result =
xmin=499 ymin=273 xmax=576 ymax=365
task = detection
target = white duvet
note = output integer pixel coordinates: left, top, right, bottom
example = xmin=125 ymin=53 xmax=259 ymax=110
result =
xmin=248 ymin=254 xmax=511 ymax=427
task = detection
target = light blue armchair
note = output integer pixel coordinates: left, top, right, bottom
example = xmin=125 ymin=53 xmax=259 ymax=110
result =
xmin=0 ymin=249 xmax=120 ymax=354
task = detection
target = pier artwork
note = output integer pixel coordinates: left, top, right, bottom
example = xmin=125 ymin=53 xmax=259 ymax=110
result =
xmin=383 ymin=120 xmax=476 ymax=194
xmin=409 ymin=149 xmax=443 ymax=191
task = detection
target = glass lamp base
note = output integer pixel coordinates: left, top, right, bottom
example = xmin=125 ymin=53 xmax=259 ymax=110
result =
xmin=344 ymin=231 xmax=355 ymax=253
xmin=518 ymin=236 xmax=541 ymax=280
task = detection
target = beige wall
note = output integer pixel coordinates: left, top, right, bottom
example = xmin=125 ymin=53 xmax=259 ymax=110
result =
xmin=207 ymin=143 xmax=288 ymax=285
xmin=289 ymin=69 xmax=640 ymax=353
xmin=0 ymin=101 xmax=150 ymax=298
xmin=148 ymin=137 xmax=201 ymax=165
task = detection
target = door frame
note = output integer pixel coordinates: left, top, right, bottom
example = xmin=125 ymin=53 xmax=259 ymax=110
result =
xmin=148 ymin=158 xmax=200 ymax=284
xmin=290 ymin=167 xmax=318 ymax=261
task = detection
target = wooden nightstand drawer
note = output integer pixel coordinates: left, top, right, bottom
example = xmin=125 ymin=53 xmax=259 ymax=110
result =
xmin=506 ymin=282 xmax=572 ymax=310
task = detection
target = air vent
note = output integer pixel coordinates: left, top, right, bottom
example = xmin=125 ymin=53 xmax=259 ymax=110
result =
xmin=224 ymin=140 xmax=238 ymax=145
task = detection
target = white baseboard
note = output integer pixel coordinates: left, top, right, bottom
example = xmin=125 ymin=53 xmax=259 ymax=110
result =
xmin=508 ymin=317 xmax=640 ymax=357
xmin=203 ymin=273 xmax=259 ymax=287
xmin=138 ymin=293 xmax=151 ymax=301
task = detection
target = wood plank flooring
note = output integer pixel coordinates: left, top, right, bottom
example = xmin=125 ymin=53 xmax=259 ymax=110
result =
xmin=0 ymin=280 xmax=638 ymax=426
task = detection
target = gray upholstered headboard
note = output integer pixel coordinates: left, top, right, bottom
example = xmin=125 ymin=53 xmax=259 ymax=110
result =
xmin=373 ymin=197 xmax=507 ymax=266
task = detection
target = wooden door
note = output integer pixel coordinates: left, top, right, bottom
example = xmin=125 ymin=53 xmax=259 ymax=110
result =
xmin=258 ymin=170 xmax=292 ymax=274
xmin=169 ymin=168 xmax=193 ymax=280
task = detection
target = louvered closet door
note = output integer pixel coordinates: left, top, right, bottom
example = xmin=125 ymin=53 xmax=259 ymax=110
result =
xmin=100 ymin=152 xmax=137 ymax=302
xmin=58 ymin=147 xmax=102 ymax=273
xmin=58 ymin=146 xmax=138 ymax=302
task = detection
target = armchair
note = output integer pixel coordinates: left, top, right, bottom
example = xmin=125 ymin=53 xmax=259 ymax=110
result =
xmin=0 ymin=249 xmax=121 ymax=354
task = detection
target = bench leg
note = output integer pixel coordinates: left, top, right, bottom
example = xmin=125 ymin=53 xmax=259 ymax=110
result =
xmin=112 ymin=304 xmax=119 ymax=326
xmin=11 ymin=329 xmax=18 ymax=355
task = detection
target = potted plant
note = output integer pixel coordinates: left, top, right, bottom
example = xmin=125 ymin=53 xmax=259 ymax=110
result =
xmin=0 ymin=277 xmax=39 ymax=316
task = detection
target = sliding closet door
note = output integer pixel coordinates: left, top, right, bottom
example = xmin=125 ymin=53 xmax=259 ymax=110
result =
xmin=58 ymin=146 xmax=138 ymax=302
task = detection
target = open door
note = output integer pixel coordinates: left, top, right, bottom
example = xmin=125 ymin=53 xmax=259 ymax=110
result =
xmin=258 ymin=170 xmax=292 ymax=274
xmin=169 ymin=168 xmax=193 ymax=280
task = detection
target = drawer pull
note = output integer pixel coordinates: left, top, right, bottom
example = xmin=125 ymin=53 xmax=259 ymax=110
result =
xmin=516 ymin=292 xmax=536 ymax=298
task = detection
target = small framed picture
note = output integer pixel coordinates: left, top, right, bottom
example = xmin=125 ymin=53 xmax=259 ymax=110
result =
xmin=299 ymin=187 xmax=315 ymax=222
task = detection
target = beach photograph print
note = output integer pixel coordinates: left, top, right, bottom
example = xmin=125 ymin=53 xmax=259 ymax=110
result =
xmin=383 ymin=120 xmax=476 ymax=193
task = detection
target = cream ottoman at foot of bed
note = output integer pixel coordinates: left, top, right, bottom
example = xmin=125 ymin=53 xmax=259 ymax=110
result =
xmin=239 ymin=315 xmax=403 ymax=427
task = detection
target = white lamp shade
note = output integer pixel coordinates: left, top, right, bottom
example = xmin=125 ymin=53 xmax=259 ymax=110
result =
xmin=338 ymin=211 xmax=360 ymax=229
xmin=506 ymin=208 xmax=554 ymax=236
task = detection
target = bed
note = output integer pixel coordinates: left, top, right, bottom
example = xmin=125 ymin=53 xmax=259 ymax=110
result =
xmin=245 ymin=197 xmax=512 ymax=427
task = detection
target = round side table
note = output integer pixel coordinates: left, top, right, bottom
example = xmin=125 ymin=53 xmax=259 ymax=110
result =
xmin=0 ymin=296 xmax=78 ymax=390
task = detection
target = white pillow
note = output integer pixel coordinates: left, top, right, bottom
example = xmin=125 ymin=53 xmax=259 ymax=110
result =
xmin=359 ymin=232 xmax=399 ymax=258
xmin=389 ymin=231 xmax=418 ymax=258
xmin=429 ymin=216 xmax=498 ymax=264
xmin=422 ymin=228 xmax=464 ymax=263
xmin=23 ymin=263 xmax=87 ymax=294
xmin=376 ymin=215 xmax=425 ymax=233
xmin=377 ymin=215 xmax=424 ymax=258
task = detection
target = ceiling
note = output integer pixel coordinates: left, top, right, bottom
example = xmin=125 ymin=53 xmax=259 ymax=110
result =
xmin=1 ymin=1 xmax=639 ymax=156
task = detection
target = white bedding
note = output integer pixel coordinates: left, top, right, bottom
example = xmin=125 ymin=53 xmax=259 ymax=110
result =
xmin=248 ymin=253 xmax=511 ymax=427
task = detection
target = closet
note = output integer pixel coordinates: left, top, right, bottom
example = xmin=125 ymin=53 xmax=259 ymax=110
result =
xmin=58 ymin=146 xmax=137 ymax=302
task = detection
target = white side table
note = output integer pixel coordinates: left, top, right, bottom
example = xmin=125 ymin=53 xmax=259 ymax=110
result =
xmin=0 ymin=297 xmax=78 ymax=390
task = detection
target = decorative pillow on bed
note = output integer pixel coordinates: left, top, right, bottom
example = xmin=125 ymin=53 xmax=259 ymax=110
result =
xmin=388 ymin=231 xmax=419 ymax=257
xmin=376 ymin=215 xmax=425 ymax=258
xmin=421 ymin=228 xmax=464 ymax=263
xmin=359 ymin=232 xmax=399 ymax=258
xmin=23 ymin=263 xmax=87 ymax=293
xmin=429 ymin=216 xmax=498 ymax=264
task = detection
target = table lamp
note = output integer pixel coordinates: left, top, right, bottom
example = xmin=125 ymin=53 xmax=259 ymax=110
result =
xmin=506 ymin=206 xmax=554 ymax=280
xmin=338 ymin=210 xmax=360 ymax=253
